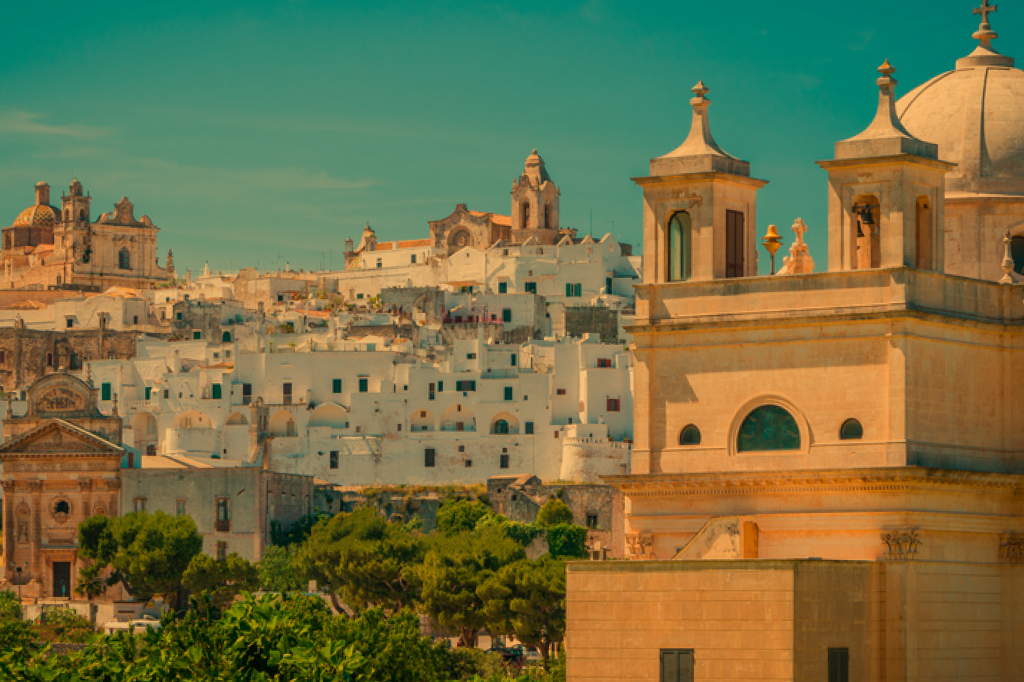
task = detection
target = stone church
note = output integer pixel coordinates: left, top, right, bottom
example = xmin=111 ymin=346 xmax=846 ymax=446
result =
xmin=567 ymin=4 xmax=1024 ymax=682
xmin=1 ymin=179 xmax=174 ymax=291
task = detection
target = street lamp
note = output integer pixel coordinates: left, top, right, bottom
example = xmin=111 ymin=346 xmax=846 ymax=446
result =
xmin=762 ymin=224 xmax=783 ymax=275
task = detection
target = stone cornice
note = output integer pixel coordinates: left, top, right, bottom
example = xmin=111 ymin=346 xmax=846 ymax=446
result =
xmin=602 ymin=467 xmax=1024 ymax=497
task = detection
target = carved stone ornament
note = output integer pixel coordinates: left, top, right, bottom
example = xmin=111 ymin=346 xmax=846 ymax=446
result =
xmin=999 ymin=533 xmax=1024 ymax=564
xmin=51 ymin=497 xmax=72 ymax=525
xmin=881 ymin=530 xmax=922 ymax=561
xmin=625 ymin=532 xmax=655 ymax=560
xmin=16 ymin=506 xmax=30 ymax=543
xmin=37 ymin=387 xmax=85 ymax=413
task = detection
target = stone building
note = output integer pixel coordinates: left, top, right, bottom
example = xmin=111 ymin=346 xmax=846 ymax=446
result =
xmin=1 ymin=179 xmax=173 ymax=291
xmin=566 ymin=6 xmax=1024 ymax=682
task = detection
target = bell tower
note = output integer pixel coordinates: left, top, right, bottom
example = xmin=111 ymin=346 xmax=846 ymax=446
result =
xmin=818 ymin=62 xmax=954 ymax=272
xmin=633 ymin=81 xmax=766 ymax=283
xmin=60 ymin=179 xmax=91 ymax=225
xmin=510 ymin=150 xmax=560 ymax=244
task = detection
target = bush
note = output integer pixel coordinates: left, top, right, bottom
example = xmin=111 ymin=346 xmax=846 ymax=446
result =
xmin=536 ymin=500 xmax=573 ymax=528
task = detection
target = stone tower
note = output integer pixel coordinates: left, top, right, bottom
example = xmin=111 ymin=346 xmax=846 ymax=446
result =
xmin=510 ymin=150 xmax=561 ymax=244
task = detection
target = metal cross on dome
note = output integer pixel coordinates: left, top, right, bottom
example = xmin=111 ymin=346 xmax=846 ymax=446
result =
xmin=974 ymin=0 xmax=997 ymax=27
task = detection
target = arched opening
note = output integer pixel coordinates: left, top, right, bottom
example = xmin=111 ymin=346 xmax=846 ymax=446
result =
xmin=915 ymin=196 xmax=932 ymax=270
xmin=225 ymin=412 xmax=248 ymax=426
xmin=55 ymin=500 xmax=70 ymax=514
xmin=737 ymin=405 xmax=800 ymax=452
xmin=79 ymin=209 xmax=86 ymax=220
xmin=308 ymin=404 xmax=347 ymax=429
xmin=131 ymin=412 xmax=159 ymax=452
xmin=852 ymin=194 xmax=880 ymax=270
xmin=1011 ymin=236 xmax=1024 ymax=275
xmin=269 ymin=410 xmax=297 ymax=437
xmin=679 ymin=424 xmax=701 ymax=445
xmin=222 ymin=330 xmax=232 ymax=343
xmin=668 ymin=211 xmax=691 ymax=282
xmin=118 ymin=247 xmax=131 ymax=270
xmin=840 ymin=418 xmax=864 ymax=440
xmin=172 ymin=410 xmax=213 ymax=429
xmin=489 ymin=412 xmax=520 ymax=435
xmin=64 ymin=209 xmax=70 ymax=220
xmin=441 ymin=403 xmax=475 ymax=432
xmin=411 ymin=409 xmax=435 ymax=432
xmin=543 ymin=203 xmax=550 ymax=228
xmin=725 ymin=210 xmax=745 ymax=278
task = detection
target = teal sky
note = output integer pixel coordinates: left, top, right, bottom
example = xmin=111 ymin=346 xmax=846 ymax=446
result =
xmin=1 ymin=0 xmax=1019 ymax=275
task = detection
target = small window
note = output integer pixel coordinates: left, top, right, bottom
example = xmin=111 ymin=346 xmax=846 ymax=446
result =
xmin=375 ymin=258 xmax=382 ymax=269
xmin=828 ymin=648 xmax=849 ymax=682
xmin=492 ymin=419 xmax=510 ymax=435
xmin=133 ymin=497 xmax=147 ymax=513
xmin=597 ymin=358 xmax=612 ymax=368
xmin=607 ymin=398 xmax=620 ymax=412
xmin=175 ymin=312 xmax=183 ymax=321
xmin=193 ymin=330 xmax=202 ymax=340
xmin=46 ymin=352 xmax=53 ymax=367
xmin=504 ymin=387 xmax=513 ymax=401
xmin=738 ymin=405 xmax=800 ymax=452
xmin=211 ymin=383 xmax=222 ymax=400
xmin=283 ymin=382 xmax=293 ymax=404
xmin=216 ymin=541 xmax=228 ymax=561
xmin=330 ymin=451 xmax=339 ymax=469
xmin=467 ymin=353 xmax=477 ymax=360
xmin=502 ymin=308 xmax=512 ymax=323
xmin=554 ymin=430 xmax=560 ymax=439
xmin=332 ymin=378 xmax=342 ymax=394
xmin=145 ymin=386 xmax=152 ymax=400
xmin=411 ymin=254 xmax=417 ymax=264
xmin=525 ymin=421 xmax=534 ymax=435
xmin=556 ymin=388 xmax=567 ymax=396
xmin=465 ymin=459 xmax=472 ymax=467
xmin=510 ymin=353 xmax=517 ymax=366
xmin=661 ymin=649 xmax=694 ymax=682
xmin=118 ymin=247 xmax=131 ymax=270
xmin=358 ymin=377 xmax=369 ymax=393
xmin=499 ymin=454 xmax=510 ymax=469
xmin=176 ymin=500 xmax=187 ymax=517
xmin=524 ymin=282 xmax=537 ymax=294
xmin=242 ymin=383 xmax=252 ymax=405
xmin=424 ymin=448 xmax=436 ymax=467
xmin=586 ymin=514 xmax=598 ymax=529
xmin=498 ymin=282 xmax=508 ymax=294
xmin=66 ymin=318 xmax=74 ymax=328
xmin=679 ymin=425 xmax=701 ymax=445
xmin=840 ymin=419 xmax=863 ymax=440
xmin=458 ymin=445 xmax=465 ymax=453
xmin=101 ymin=383 xmax=112 ymax=401
xmin=216 ymin=498 xmax=231 ymax=531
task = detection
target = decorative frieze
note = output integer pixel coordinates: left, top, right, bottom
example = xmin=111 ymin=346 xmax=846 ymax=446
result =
xmin=625 ymin=533 xmax=654 ymax=560
xmin=881 ymin=530 xmax=922 ymax=561
xmin=999 ymin=534 xmax=1024 ymax=564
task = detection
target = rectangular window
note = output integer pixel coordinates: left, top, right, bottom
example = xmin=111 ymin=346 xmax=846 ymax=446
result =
xmin=498 ymin=282 xmax=508 ymax=294
xmin=438 ymin=381 xmax=443 ymax=392
xmin=504 ymin=386 xmax=513 ymax=401
xmin=525 ymin=421 xmax=534 ymax=435
xmin=330 ymin=451 xmax=339 ymax=469
xmin=66 ymin=318 xmax=75 ymax=328
xmin=500 ymin=454 xmax=510 ymax=469
xmin=145 ymin=386 xmax=152 ymax=400
xmin=211 ymin=383 xmax=222 ymax=400
xmin=554 ymin=430 xmax=560 ymax=439
xmin=660 ymin=649 xmax=694 ymax=682
xmin=458 ymin=445 xmax=465 ymax=453
xmin=411 ymin=254 xmax=417 ymax=264
xmin=332 ymin=378 xmax=342 ymax=394
xmin=176 ymin=499 xmax=187 ymax=517
xmin=424 ymin=448 xmax=436 ymax=467
xmin=133 ymin=497 xmax=147 ymax=513
xmin=216 ymin=498 xmax=231 ymax=532
xmin=216 ymin=541 xmax=228 ymax=561
xmin=586 ymin=514 xmax=598 ymax=529
xmin=828 ymin=649 xmax=849 ymax=682
xmin=176 ymin=312 xmax=183 ymax=320
xmin=502 ymin=308 xmax=512 ymax=323
xmin=465 ymin=459 xmax=472 ymax=467
xmin=597 ymin=358 xmax=612 ymax=368
xmin=242 ymin=383 xmax=252 ymax=405
xmin=726 ymin=209 xmax=745 ymax=278
xmin=607 ymin=398 xmax=621 ymax=412
xmin=524 ymin=281 xmax=537 ymax=294
xmin=358 ymin=377 xmax=368 ymax=393
xmin=510 ymin=353 xmax=517 ymax=366
xmin=467 ymin=353 xmax=477 ymax=360
xmin=429 ymin=382 xmax=435 ymax=400
xmin=376 ymin=258 xmax=382 ymax=269
xmin=556 ymin=388 xmax=566 ymax=396
xmin=283 ymin=382 xmax=293 ymax=405
xmin=455 ymin=380 xmax=476 ymax=392
xmin=605 ymin=277 xmax=613 ymax=293
xmin=193 ymin=330 xmax=202 ymax=340
xmin=101 ymin=383 xmax=112 ymax=401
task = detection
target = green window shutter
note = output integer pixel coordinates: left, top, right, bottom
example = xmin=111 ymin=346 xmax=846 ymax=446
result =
xmin=332 ymin=378 xmax=342 ymax=393
xmin=566 ymin=283 xmax=572 ymax=297
xmin=438 ymin=381 xmax=443 ymax=392
xmin=510 ymin=354 xmax=517 ymax=366
xmin=212 ymin=384 xmax=222 ymax=400
xmin=525 ymin=421 xmax=534 ymax=434
xmin=193 ymin=330 xmax=201 ymax=340
xmin=502 ymin=308 xmax=512 ymax=322
xmin=145 ymin=386 xmax=152 ymax=400
xmin=358 ymin=378 xmax=368 ymax=393
xmin=101 ymin=383 xmax=111 ymax=401
xmin=504 ymin=386 xmax=513 ymax=401
xmin=498 ymin=282 xmax=508 ymax=293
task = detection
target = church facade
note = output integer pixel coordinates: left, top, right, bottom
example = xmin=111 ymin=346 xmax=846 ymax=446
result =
xmin=1 ymin=179 xmax=174 ymax=291
xmin=567 ymin=5 xmax=1024 ymax=682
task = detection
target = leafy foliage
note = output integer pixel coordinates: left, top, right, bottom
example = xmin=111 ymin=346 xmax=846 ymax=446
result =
xmin=436 ymin=499 xmax=491 ymax=536
xmin=182 ymin=553 xmax=260 ymax=611
xmin=544 ymin=524 xmax=588 ymax=560
xmin=257 ymin=545 xmax=306 ymax=592
xmin=480 ymin=557 xmax=567 ymax=667
xmin=535 ymin=499 xmax=574 ymax=527
xmin=270 ymin=513 xmax=326 ymax=547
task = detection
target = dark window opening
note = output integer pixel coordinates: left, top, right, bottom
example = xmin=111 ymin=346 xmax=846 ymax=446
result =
xmin=840 ymin=419 xmax=863 ymax=440
xmin=424 ymin=448 xmax=436 ymax=467
xmin=499 ymin=454 xmax=509 ymax=469
xmin=679 ymin=424 xmax=701 ymax=445
xmin=738 ymin=405 xmax=800 ymax=452
xmin=661 ymin=649 xmax=694 ymax=682
xmin=330 ymin=451 xmax=339 ymax=469
xmin=828 ymin=648 xmax=849 ymax=682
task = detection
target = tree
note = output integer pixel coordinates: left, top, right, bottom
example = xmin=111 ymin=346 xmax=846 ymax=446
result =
xmin=417 ymin=525 xmax=525 ymax=648
xmin=436 ymin=498 xmax=490 ymax=536
xmin=78 ymin=511 xmax=204 ymax=610
xmin=536 ymin=499 xmax=574 ymax=527
xmin=258 ymin=545 xmax=307 ymax=592
xmin=544 ymin=524 xmax=589 ymax=560
xmin=183 ymin=552 xmax=260 ymax=611
xmin=481 ymin=557 xmax=567 ymax=668
xmin=295 ymin=507 xmax=424 ymax=613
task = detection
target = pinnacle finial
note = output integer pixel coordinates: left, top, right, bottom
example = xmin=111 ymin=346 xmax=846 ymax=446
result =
xmin=973 ymin=0 xmax=999 ymax=49
xmin=878 ymin=59 xmax=895 ymax=77
xmin=691 ymin=80 xmax=709 ymax=99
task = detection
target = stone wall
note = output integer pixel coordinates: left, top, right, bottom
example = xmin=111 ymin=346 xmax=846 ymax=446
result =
xmin=564 ymin=306 xmax=619 ymax=343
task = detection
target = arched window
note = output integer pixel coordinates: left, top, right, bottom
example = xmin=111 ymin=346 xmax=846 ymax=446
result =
xmin=522 ymin=202 xmax=531 ymax=228
xmin=79 ymin=209 xmax=86 ymax=219
xmin=55 ymin=500 xmax=70 ymax=514
xmin=492 ymin=419 xmax=510 ymax=435
xmin=222 ymin=330 xmax=232 ymax=343
xmin=1011 ymin=236 xmax=1024 ymax=276
xmin=679 ymin=424 xmax=701 ymax=445
xmin=840 ymin=419 xmax=863 ymax=440
xmin=118 ymin=247 xmax=131 ymax=270
xmin=668 ymin=212 xmax=691 ymax=281
xmin=737 ymin=405 xmax=800 ymax=452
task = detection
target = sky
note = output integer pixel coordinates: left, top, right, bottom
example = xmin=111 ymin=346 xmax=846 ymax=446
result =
xmin=0 ymin=0 xmax=1020 ymax=276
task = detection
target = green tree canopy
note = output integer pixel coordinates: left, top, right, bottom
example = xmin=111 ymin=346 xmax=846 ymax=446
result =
xmin=183 ymin=552 xmax=260 ymax=612
xmin=536 ymin=499 xmax=574 ymax=527
xmin=258 ymin=545 xmax=307 ymax=593
xmin=417 ymin=525 xmax=525 ymax=648
xmin=78 ymin=511 xmax=204 ymax=610
xmin=294 ymin=507 xmax=424 ymax=613
xmin=436 ymin=498 xmax=490 ymax=536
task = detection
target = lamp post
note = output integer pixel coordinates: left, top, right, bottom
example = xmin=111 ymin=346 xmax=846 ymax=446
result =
xmin=762 ymin=225 xmax=783 ymax=275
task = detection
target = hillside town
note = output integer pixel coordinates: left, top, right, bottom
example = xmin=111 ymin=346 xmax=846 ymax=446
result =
xmin=1 ymin=2 xmax=1023 ymax=681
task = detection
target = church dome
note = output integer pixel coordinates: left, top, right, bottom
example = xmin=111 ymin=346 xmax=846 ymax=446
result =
xmin=12 ymin=204 xmax=61 ymax=228
xmin=896 ymin=11 xmax=1024 ymax=195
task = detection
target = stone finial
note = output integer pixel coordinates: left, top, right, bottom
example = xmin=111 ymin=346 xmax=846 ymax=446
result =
xmin=777 ymin=218 xmax=816 ymax=275
xmin=691 ymin=79 xmax=709 ymax=99
xmin=973 ymin=0 xmax=998 ymax=50
xmin=85 ymin=363 xmax=92 ymax=386
xmin=1000 ymin=230 xmax=1015 ymax=284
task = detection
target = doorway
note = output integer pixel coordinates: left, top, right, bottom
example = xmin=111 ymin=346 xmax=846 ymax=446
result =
xmin=53 ymin=562 xmax=71 ymax=598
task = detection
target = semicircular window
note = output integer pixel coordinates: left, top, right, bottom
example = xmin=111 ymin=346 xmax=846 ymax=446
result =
xmin=840 ymin=418 xmax=863 ymax=440
xmin=679 ymin=425 xmax=701 ymax=446
xmin=737 ymin=405 xmax=800 ymax=452
xmin=1012 ymin=236 xmax=1024 ymax=275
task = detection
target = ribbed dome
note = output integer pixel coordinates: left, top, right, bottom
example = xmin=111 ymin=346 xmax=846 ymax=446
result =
xmin=897 ymin=40 xmax=1024 ymax=195
xmin=12 ymin=204 xmax=61 ymax=228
